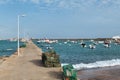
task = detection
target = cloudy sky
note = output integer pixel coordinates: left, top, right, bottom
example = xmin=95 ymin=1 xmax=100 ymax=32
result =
xmin=0 ymin=0 xmax=120 ymax=39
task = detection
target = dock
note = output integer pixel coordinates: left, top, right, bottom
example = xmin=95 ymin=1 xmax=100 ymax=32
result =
xmin=0 ymin=41 xmax=62 ymax=80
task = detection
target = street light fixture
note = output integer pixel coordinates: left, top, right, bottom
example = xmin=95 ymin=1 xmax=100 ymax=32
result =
xmin=17 ymin=14 xmax=26 ymax=56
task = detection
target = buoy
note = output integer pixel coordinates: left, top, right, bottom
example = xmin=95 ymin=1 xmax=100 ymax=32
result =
xmin=65 ymin=77 xmax=69 ymax=80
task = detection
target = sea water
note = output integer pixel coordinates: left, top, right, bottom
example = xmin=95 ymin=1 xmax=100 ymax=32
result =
xmin=0 ymin=40 xmax=24 ymax=57
xmin=33 ymin=40 xmax=120 ymax=70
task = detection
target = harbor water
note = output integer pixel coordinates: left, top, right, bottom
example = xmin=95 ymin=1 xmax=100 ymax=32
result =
xmin=33 ymin=40 xmax=120 ymax=70
xmin=0 ymin=40 xmax=24 ymax=57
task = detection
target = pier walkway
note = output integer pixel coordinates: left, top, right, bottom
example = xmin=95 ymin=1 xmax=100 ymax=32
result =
xmin=0 ymin=41 xmax=62 ymax=80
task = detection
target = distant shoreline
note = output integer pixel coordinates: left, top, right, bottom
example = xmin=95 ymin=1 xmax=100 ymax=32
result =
xmin=32 ymin=38 xmax=114 ymax=41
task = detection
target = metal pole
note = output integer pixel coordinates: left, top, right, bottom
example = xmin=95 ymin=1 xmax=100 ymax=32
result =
xmin=17 ymin=14 xmax=26 ymax=56
xmin=18 ymin=15 xmax=20 ymax=56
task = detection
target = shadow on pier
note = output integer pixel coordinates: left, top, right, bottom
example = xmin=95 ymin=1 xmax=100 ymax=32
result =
xmin=30 ymin=59 xmax=43 ymax=67
xmin=48 ymin=71 xmax=63 ymax=79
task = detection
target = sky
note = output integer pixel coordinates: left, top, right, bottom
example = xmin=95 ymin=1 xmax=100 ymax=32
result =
xmin=0 ymin=0 xmax=120 ymax=39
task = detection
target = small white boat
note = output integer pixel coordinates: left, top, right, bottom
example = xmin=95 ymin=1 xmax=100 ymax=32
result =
xmin=98 ymin=41 xmax=104 ymax=44
xmin=89 ymin=44 xmax=96 ymax=49
xmin=64 ymin=42 xmax=67 ymax=44
xmin=46 ymin=47 xmax=53 ymax=49
xmin=104 ymin=40 xmax=111 ymax=48
xmin=104 ymin=44 xmax=110 ymax=48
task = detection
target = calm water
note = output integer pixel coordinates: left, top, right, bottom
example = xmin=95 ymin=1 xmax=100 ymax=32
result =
xmin=0 ymin=40 xmax=24 ymax=57
xmin=33 ymin=40 xmax=120 ymax=70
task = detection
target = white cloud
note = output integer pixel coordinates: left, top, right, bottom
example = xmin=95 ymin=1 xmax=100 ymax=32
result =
xmin=0 ymin=0 xmax=10 ymax=4
xmin=57 ymin=0 xmax=96 ymax=9
xmin=44 ymin=0 xmax=54 ymax=4
xmin=1 ymin=0 xmax=120 ymax=9
xmin=58 ymin=1 xmax=68 ymax=8
xmin=61 ymin=0 xmax=120 ymax=9
xmin=19 ymin=0 xmax=28 ymax=2
xmin=31 ymin=0 xmax=40 ymax=4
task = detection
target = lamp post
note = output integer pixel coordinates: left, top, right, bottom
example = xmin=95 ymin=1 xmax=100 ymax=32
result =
xmin=17 ymin=14 xmax=26 ymax=56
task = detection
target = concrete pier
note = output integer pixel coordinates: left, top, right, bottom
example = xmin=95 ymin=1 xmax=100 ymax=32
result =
xmin=0 ymin=41 xmax=62 ymax=80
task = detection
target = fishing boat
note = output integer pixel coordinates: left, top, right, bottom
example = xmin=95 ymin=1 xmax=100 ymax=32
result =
xmin=89 ymin=44 xmax=96 ymax=49
xmin=104 ymin=40 xmax=111 ymax=48
xmin=81 ymin=43 xmax=86 ymax=48
xmin=104 ymin=44 xmax=110 ymax=48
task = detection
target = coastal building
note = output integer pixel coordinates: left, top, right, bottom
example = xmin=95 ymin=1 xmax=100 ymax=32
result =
xmin=112 ymin=36 xmax=120 ymax=40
